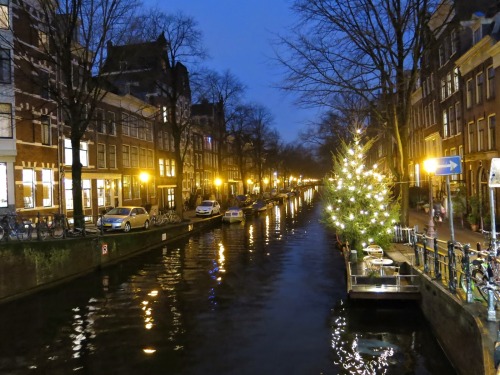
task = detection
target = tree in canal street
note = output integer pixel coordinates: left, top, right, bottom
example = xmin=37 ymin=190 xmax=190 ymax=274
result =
xmin=322 ymin=129 xmax=400 ymax=253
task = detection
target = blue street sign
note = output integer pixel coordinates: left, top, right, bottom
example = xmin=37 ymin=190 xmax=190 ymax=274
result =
xmin=434 ymin=156 xmax=462 ymax=176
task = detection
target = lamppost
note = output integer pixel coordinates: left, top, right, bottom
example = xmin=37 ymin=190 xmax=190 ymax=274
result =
xmin=214 ymin=177 xmax=222 ymax=201
xmin=424 ymin=158 xmax=437 ymax=238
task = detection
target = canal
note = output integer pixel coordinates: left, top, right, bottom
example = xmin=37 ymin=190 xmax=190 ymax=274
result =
xmin=0 ymin=191 xmax=456 ymax=374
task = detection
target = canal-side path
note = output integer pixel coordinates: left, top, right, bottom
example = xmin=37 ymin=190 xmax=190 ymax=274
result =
xmin=387 ymin=209 xmax=498 ymax=375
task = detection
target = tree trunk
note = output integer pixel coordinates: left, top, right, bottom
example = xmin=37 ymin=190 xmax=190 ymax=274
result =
xmin=71 ymin=137 xmax=84 ymax=229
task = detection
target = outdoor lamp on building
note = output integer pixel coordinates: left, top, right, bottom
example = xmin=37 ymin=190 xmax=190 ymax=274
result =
xmin=423 ymin=158 xmax=437 ymax=238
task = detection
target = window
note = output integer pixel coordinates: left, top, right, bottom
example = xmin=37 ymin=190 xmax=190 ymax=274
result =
xmin=38 ymin=31 xmax=48 ymax=50
xmin=146 ymin=122 xmax=152 ymax=141
xmin=489 ymin=115 xmax=496 ymax=150
xmin=64 ymin=139 xmax=88 ymax=166
xmin=468 ymin=122 xmax=475 ymax=153
xmin=453 ymin=68 xmax=459 ymax=93
xmin=130 ymin=146 xmax=138 ymax=167
xmin=109 ymin=145 xmax=116 ymax=168
xmin=166 ymin=159 xmax=171 ymax=177
xmin=478 ymin=118 xmax=485 ymax=151
xmin=0 ymin=103 xmax=12 ymax=138
xmin=132 ymin=176 xmax=140 ymax=199
xmin=65 ymin=179 xmax=73 ymax=210
xmin=39 ymin=70 xmax=50 ymax=100
xmin=147 ymin=149 xmax=154 ymax=168
xmin=42 ymin=169 xmax=53 ymax=207
xmin=0 ymin=0 xmax=9 ymax=29
xmin=466 ymin=79 xmax=473 ymax=108
xmin=473 ymin=27 xmax=482 ymax=45
xmin=139 ymin=148 xmax=146 ymax=168
xmin=23 ymin=169 xmax=35 ymax=209
xmin=487 ymin=66 xmax=495 ymax=99
xmin=159 ymin=158 xmax=164 ymax=177
xmin=107 ymin=111 xmax=116 ymax=135
xmin=123 ymin=175 xmax=131 ymax=199
xmin=41 ymin=115 xmax=50 ymax=145
xmin=441 ymin=79 xmax=446 ymax=100
xmin=158 ymin=131 xmax=163 ymax=150
xmin=443 ymin=110 xmax=450 ymax=138
xmin=476 ymin=72 xmax=484 ymax=104
xmin=122 ymin=113 xmax=129 ymax=136
xmin=448 ymin=106 xmax=455 ymax=136
xmin=0 ymin=162 xmax=7 ymax=207
xmin=451 ymin=30 xmax=457 ymax=55
xmin=439 ymin=45 xmax=444 ymax=66
xmin=162 ymin=106 xmax=168 ymax=123
xmin=82 ymin=179 xmax=91 ymax=208
xmin=138 ymin=119 xmax=145 ymax=140
xmin=122 ymin=145 xmax=130 ymax=168
xmin=130 ymin=116 xmax=138 ymax=138
xmin=96 ymin=109 xmax=104 ymax=133
xmin=455 ymin=102 xmax=461 ymax=134
xmin=97 ymin=180 xmax=105 ymax=206
xmin=97 ymin=143 xmax=106 ymax=168
xmin=0 ymin=48 xmax=10 ymax=83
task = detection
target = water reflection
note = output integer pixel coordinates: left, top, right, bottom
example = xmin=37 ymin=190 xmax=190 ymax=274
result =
xmin=0 ymin=188 xmax=454 ymax=375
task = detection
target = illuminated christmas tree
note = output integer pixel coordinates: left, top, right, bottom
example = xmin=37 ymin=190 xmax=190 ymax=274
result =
xmin=323 ymin=130 xmax=399 ymax=252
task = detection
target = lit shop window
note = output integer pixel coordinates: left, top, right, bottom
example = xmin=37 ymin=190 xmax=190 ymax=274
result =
xmin=42 ymin=168 xmax=53 ymax=207
xmin=0 ymin=162 xmax=7 ymax=207
xmin=23 ymin=168 xmax=35 ymax=208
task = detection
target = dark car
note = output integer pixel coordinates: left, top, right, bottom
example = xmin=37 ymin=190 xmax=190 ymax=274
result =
xmin=235 ymin=194 xmax=252 ymax=207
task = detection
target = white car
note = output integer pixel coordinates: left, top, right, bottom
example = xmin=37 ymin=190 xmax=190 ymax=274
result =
xmin=195 ymin=200 xmax=221 ymax=216
xmin=97 ymin=206 xmax=150 ymax=232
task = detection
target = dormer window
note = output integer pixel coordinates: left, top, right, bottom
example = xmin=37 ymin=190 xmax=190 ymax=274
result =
xmin=473 ymin=26 xmax=482 ymax=45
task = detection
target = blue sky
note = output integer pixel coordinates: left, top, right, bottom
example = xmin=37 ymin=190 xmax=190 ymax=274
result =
xmin=143 ymin=0 xmax=320 ymax=143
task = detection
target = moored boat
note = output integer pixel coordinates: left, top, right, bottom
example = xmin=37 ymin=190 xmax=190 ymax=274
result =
xmin=222 ymin=207 xmax=245 ymax=223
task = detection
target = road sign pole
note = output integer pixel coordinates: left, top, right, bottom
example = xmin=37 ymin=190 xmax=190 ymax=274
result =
xmin=446 ymin=175 xmax=454 ymax=243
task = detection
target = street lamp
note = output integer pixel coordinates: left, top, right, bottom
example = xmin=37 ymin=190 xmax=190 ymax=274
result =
xmin=423 ymin=158 xmax=437 ymax=238
xmin=214 ymin=177 xmax=222 ymax=201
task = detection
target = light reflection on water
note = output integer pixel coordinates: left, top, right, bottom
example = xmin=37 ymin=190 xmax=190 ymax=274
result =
xmin=0 ymin=188 xmax=455 ymax=375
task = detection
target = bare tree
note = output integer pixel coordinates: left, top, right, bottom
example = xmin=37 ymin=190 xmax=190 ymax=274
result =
xmin=128 ymin=10 xmax=207 ymax=216
xmin=247 ymin=104 xmax=279 ymax=194
xmin=4 ymin=0 xmax=140 ymax=225
xmin=193 ymin=68 xmax=246 ymax=180
xmin=276 ymin=0 xmax=445 ymax=225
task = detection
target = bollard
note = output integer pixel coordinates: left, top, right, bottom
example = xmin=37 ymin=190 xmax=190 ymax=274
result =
xmin=433 ymin=237 xmax=441 ymax=281
xmin=462 ymin=244 xmax=472 ymax=303
xmin=423 ymin=236 xmax=429 ymax=274
xmin=447 ymin=240 xmax=456 ymax=293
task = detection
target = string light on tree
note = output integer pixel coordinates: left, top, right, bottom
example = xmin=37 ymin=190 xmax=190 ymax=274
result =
xmin=322 ymin=129 xmax=400 ymax=253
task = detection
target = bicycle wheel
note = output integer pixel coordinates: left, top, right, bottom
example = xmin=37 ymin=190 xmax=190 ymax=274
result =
xmin=471 ymin=268 xmax=489 ymax=302
xmin=16 ymin=223 xmax=32 ymax=241
xmin=51 ymin=224 xmax=65 ymax=239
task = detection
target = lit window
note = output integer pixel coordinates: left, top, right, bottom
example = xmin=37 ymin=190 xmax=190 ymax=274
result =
xmin=109 ymin=145 xmax=116 ymax=168
xmin=82 ymin=179 xmax=91 ymax=208
xmin=42 ymin=169 xmax=53 ymax=207
xmin=41 ymin=115 xmax=50 ymax=145
xmin=64 ymin=139 xmax=89 ymax=166
xmin=0 ymin=162 xmax=7 ymax=207
xmin=23 ymin=168 xmax=35 ymax=209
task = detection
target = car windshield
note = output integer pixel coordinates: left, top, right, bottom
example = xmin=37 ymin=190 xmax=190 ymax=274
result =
xmin=107 ymin=207 xmax=130 ymax=215
xmin=200 ymin=201 xmax=213 ymax=207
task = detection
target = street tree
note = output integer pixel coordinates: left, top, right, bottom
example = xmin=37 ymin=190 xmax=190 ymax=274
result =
xmin=323 ymin=130 xmax=400 ymax=252
xmin=3 ymin=0 xmax=140 ymax=226
xmin=247 ymin=104 xmax=280 ymax=193
xmin=276 ymin=0 xmax=445 ymax=226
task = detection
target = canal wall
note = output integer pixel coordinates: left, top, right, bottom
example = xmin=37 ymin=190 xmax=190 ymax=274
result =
xmin=414 ymin=268 xmax=496 ymax=375
xmin=0 ymin=217 xmax=221 ymax=304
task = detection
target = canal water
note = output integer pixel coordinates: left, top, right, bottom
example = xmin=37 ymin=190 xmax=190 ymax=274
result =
xmin=0 ymin=190 xmax=456 ymax=374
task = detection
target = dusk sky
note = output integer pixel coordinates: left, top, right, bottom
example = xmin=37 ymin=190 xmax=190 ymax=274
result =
xmin=144 ymin=0 xmax=320 ymax=143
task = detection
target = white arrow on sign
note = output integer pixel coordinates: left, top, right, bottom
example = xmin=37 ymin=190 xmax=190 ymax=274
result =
xmin=437 ymin=159 xmax=459 ymax=171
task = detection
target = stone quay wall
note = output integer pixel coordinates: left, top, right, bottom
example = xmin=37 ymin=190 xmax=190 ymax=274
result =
xmin=0 ymin=218 xmax=220 ymax=304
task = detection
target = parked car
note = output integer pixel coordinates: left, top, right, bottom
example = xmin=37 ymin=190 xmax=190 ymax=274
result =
xmin=97 ymin=206 xmax=150 ymax=232
xmin=195 ymin=200 xmax=221 ymax=216
xmin=235 ymin=194 xmax=252 ymax=207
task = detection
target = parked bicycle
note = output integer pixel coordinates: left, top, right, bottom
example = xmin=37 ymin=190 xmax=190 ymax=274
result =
xmin=36 ymin=213 xmax=66 ymax=239
xmin=0 ymin=212 xmax=33 ymax=241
